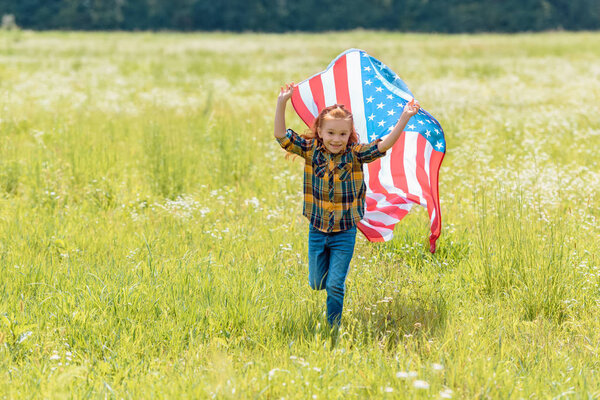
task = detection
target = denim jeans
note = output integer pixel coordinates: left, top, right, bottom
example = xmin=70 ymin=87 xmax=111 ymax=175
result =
xmin=308 ymin=224 xmax=357 ymax=327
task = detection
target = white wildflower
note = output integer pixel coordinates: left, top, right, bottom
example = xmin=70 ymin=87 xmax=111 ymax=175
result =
xmin=413 ymin=380 xmax=430 ymax=389
xmin=268 ymin=368 xmax=289 ymax=380
xmin=17 ymin=331 xmax=32 ymax=344
xmin=245 ymin=197 xmax=260 ymax=208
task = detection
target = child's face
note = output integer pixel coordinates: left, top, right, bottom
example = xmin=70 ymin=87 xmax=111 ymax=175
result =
xmin=317 ymin=118 xmax=353 ymax=154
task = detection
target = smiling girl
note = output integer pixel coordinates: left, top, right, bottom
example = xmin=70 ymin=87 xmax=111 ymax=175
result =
xmin=274 ymin=82 xmax=419 ymax=328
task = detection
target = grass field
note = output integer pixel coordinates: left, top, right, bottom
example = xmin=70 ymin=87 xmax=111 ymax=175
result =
xmin=1 ymin=30 xmax=599 ymax=398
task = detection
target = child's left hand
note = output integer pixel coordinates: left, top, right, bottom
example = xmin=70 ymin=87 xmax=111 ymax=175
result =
xmin=402 ymin=98 xmax=420 ymax=118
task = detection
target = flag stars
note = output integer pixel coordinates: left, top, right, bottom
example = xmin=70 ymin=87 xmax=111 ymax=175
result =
xmin=357 ymin=52 xmax=444 ymax=151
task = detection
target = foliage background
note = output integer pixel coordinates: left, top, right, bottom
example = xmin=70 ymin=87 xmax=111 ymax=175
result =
xmin=1 ymin=0 xmax=599 ymax=32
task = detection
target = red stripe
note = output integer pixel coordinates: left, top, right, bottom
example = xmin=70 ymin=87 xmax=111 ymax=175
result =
xmin=333 ymin=55 xmax=351 ymax=111
xmin=291 ymin=84 xmax=316 ymax=127
xmin=357 ymin=221 xmax=385 ymax=242
xmin=415 ymin=138 xmax=437 ymax=251
xmin=366 ymin=159 xmax=385 ymax=199
xmin=365 ymin=195 xmax=378 ymax=211
xmin=390 ymin=132 xmax=408 ymax=194
xmin=428 ymin=150 xmax=444 ymax=253
xmin=391 ymin=133 xmax=427 ymax=205
xmin=366 ymin=158 xmax=405 ymax=210
xmin=429 ymin=151 xmax=443 ymax=235
xmin=308 ymin=75 xmax=325 ymax=111
xmin=366 ymin=148 xmax=412 ymax=208
xmin=363 ymin=218 xmax=397 ymax=229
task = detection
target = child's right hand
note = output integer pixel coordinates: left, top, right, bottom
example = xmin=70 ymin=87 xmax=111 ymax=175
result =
xmin=402 ymin=98 xmax=420 ymax=118
xmin=278 ymin=82 xmax=295 ymax=104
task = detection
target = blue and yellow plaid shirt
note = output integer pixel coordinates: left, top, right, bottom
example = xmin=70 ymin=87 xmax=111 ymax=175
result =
xmin=277 ymin=128 xmax=386 ymax=232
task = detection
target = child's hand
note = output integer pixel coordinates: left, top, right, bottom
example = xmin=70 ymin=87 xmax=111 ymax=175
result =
xmin=278 ymin=82 xmax=295 ymax=104
xmin=402 ymin=98 xmax=420 ymax=118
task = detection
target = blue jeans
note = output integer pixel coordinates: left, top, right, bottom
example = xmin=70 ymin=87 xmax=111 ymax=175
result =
xmin=308 ymin=224 xmax=357 ymax=327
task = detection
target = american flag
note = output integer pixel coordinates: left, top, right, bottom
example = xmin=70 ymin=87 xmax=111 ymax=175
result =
xmin=291 ymin=49 xmax=445 ymax=253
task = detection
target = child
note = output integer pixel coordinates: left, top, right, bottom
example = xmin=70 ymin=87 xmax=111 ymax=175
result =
xmin=274 ymin=82 xmax=420 ymax=327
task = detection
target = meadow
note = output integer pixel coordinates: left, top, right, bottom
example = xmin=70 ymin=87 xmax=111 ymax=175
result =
xmin=0 ymin=30 xmax=599 ymax=398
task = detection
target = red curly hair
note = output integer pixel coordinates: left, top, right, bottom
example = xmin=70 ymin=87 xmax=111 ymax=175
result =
xmin=285 ymin=104 xmax=359 ymax=159
xmin=306 ymin=104 xmax=359 ymax=144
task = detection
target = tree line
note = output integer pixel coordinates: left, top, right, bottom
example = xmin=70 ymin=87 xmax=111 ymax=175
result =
xmin=1 ymin=0 xmax=599 ymax=32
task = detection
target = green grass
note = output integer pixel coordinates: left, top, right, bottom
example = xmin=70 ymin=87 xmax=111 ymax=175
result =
xmin=1 ymin=30 xmax=599 ymax=398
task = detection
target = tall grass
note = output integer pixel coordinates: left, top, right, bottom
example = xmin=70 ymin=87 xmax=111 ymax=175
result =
xmin=0 ymin=30 xmax=599 ymax=398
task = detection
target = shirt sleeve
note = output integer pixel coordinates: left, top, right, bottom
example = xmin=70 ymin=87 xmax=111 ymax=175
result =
xmin=352 ymin=139 xmax=386 ymax=164
xmin=276 ymin=128 xmax=314 ymax=159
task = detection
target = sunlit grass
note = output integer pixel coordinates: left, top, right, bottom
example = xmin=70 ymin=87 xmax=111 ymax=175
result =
xmin=1 ymin=30 xmax=599 ymax=398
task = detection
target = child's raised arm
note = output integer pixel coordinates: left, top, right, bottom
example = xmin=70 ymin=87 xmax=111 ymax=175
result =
xmin=274 ymin=82 xmax=295 ymax=139
xmin=377 ymin=99 xmax=420 ymax=153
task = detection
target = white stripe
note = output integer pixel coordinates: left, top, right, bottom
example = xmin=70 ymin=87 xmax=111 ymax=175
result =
xmin=346 ymin=50 xmax=377 ymax=228
xmin=298 ymin=81 xmax=318 ymax=117
xmin=347 ymin=51 xmax=367 ymax=142
xmin=321 ymin=66 xmax=337 ymax=107
xmin=364 ymin=211 xmax=400 ymax=225
xmin=430 ymin=208 xmax=436 ymax=223
xmin=404 ymin=132 xmax=426 ymax=207
xmin=424 ymin=140 xmax=433 ymax=182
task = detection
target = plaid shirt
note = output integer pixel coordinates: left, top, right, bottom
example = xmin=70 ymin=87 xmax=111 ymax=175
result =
xmin=277 ymin=128 xmax=386 ymax=232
